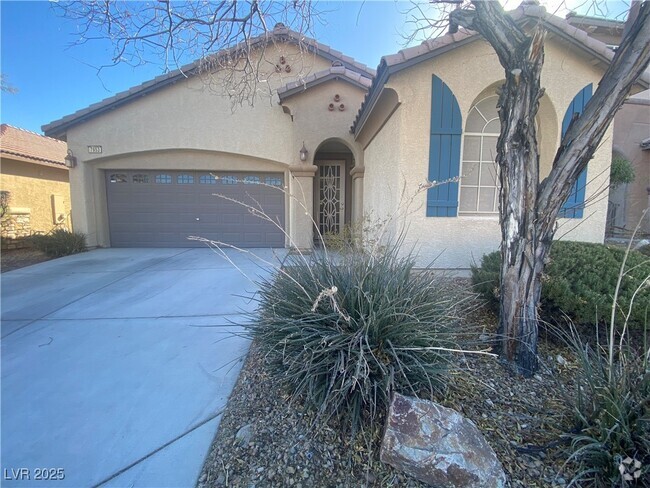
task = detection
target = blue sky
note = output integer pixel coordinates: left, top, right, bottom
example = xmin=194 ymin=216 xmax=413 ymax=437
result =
xmin=0 ymin=1 xmax=628 ymax=134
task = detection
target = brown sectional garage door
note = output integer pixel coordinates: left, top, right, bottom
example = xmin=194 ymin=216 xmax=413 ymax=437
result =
xmin=106 ymin=170 xmax=285 ymax=248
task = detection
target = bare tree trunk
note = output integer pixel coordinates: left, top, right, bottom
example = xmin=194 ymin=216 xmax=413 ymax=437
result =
xmin=494 ymin=27 xmax=547 ymax=376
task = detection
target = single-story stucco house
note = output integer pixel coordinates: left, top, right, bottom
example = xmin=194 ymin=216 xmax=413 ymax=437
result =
xmin=0 ymin=124 xmax=71 ymax=249
xmin=42 ymin=4 xmax=649 ymax=269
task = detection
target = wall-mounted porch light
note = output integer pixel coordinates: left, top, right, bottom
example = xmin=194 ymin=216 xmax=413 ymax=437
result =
xmin=64 ymin=149 xmax=77 ymax=168
xmin=299 ymin=142 xmax=308 ymax=162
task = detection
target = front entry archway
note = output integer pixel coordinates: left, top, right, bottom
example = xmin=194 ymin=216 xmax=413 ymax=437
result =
xmin=313 ymin=140 xmax=354 ymax=242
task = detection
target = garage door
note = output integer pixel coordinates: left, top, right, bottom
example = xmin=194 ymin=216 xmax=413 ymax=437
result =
xmin=106 ymin=170 xmax=285 ymax=247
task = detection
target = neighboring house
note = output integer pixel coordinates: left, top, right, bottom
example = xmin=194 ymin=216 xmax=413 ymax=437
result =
xmin=609 ymin=97 xmax=650 ymax=234
xmin=0 ymin=124 xmax=71 ymax=248
xmin=566 ymin=13 xmax=650 ymax=236
xmin=42 ymin=4 xmax=648 ymax=268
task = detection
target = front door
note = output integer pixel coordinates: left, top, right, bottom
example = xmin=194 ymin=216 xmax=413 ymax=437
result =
xmin=317 ymin=161 xmax=346 ymax=236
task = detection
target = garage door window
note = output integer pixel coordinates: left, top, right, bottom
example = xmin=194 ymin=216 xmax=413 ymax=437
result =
xmin=200 ymin=174 xmax=217 ymax=184
xmin=177 ymin=174 xmax=194 ymax=184
xmin=221 ymin=176 xmax=237 ymax=185
xmin=110 ymin=174 xmax=128 ymax=183
xmin=265 ymin=176 xmax=282 ymax=187
xmin=133 ymin=174 xmax=149 ymax=184
xmin=155 ymin=174 xmax=172 ymax=184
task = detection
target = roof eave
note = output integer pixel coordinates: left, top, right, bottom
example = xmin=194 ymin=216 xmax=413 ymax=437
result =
xmin=0 ymin=150 xmax=68 ymax=169
xmin=278 ymin=73 xmax=370 ymax=102
xmin=353 ymin=33 xmax=478 ymax=136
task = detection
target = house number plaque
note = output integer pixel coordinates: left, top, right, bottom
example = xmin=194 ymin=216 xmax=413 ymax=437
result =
xmin=88 ymin=145 xmax=103 ymax=154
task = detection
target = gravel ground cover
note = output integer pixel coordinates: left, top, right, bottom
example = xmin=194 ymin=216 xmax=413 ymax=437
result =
xmin=1 ymin=248 xmax=52 ymax=272
xmin=198 ymin=302 xmax=581 ymax=488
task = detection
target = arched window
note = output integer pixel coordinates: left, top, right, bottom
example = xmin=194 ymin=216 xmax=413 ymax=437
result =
xmin=459 ymin=95 xmax=500 ymax=214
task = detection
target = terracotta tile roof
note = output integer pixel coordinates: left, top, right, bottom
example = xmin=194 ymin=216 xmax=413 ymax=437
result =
xmin=278 ymin=65 xmax=373 ymax=101
xmin=43 ymin=23 xmax=375 ymax=138
xmin=352 ymin=3 xmax=650 ymax=136
xmin=0 ymin=124 xmax=68 ymax=168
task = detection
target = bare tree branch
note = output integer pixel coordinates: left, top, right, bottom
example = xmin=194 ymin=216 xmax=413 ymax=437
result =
xmin=53 ymin=1 xmax=324 ymax=106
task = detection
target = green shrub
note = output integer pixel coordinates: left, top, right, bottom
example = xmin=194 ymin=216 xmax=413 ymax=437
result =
xmin=471 ymin=241 xmax=650 ymax=327
xmin=247 ymin=243 xmax=478 ymax=432
xmin=557 ymin=325 xmax=649 ymax=487
xmin=610 ymin=156 xmax=635 ymax=188
xmin=30 ymin=228 xmax=86 ymax=257
xmin=637 ymin=244 xmax=650 ymax=257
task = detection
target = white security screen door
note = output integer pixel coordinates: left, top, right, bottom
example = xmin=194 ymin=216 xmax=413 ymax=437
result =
xmin=317 ymin=161 xmax=345 ymax=235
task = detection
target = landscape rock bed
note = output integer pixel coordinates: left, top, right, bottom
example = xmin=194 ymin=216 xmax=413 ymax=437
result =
xmin=1 ymin=248 xmax=51 ymax=272
xmin=198 ymin=308 xmax=580 ymax=487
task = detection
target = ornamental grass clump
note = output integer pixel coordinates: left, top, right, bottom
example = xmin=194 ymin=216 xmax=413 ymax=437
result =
xmin=560 ymin=328 xmax=649 ymax=487
xmin=248 ymin=242 xmax=479 ymax=432
xmin=556 ymin=235 xmax=650 ymax=487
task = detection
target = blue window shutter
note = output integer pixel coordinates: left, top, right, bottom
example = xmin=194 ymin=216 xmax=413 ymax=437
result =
xmin=560 ymin=84 xmax=592 ymax=218
xmin=427 ymin=75 xmax=462 ymax=217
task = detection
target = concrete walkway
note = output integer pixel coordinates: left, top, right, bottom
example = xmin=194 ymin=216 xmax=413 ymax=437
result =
xmin=1 ymin=248 xmax=285 ymax=487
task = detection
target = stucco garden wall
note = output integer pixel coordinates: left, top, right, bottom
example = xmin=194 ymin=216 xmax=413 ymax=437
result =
xmin=362 ymin=36 xmax=613 ymax=269
xmin=0 ymin=158 xmax=71 ymax=233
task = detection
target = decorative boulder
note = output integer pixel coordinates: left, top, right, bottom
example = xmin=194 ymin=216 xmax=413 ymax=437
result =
xmin=381 ymin=393 xmax=506 ymax=487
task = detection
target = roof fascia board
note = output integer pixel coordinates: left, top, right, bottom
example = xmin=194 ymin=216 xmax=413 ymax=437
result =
xmin=278 ymin=73 xmax=369 ymax=101
xmin=0 ymin=151 xmax=68 ymax=169
xmin=353 ymin=34 xmax=477 ymax=137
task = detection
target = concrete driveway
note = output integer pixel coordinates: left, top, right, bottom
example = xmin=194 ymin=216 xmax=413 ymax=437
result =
xmin=1 ymin=248 xmax=285 ymax=487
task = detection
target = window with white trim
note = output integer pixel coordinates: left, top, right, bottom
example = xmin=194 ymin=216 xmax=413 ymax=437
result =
xmin=459 ymin=95 xmax=500 ymax=214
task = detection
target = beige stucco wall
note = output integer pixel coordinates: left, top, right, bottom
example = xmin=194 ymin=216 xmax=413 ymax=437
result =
xmin=281 ymin=81 xmax=366 ymax=166
xmin=612 ymin=97 xmax=650 ymax=233
xmin=361 ymin=105 xmax=401 ymax=240
xmin=362 ymin=36 xmax=613 ymax=269
xmin=64 ymin=43 xmax=367 ymax=248
xmin=0 ymin=157 xmax=71 ymax=233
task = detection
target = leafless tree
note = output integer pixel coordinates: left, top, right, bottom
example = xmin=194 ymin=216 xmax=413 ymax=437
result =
xmin=54 ymin=1 xmax=323 ymax=106
xmin=407 ymin=0 xmax=650 ymax=375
